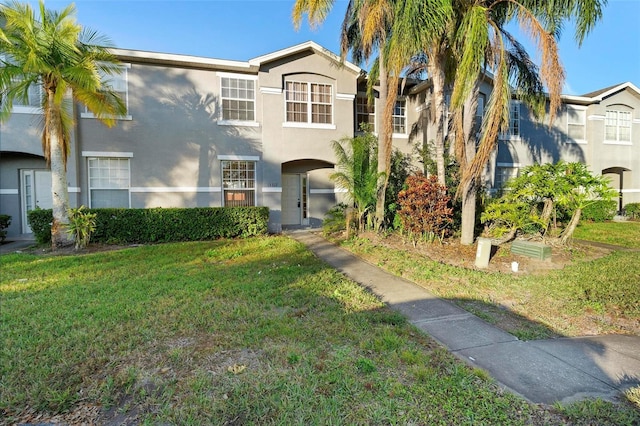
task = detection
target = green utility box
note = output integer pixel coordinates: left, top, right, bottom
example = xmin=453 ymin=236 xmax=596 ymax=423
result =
xmin=511 ymin=240 xmax=552 ymax=260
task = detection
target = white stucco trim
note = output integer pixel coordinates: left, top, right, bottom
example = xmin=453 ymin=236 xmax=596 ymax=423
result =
xmin=633 ymin=118 xmax=640 ymax=124
xmin=603 ymin=140 xmax=632 ymax=146
xmin=130 ymin=187 xmax=222 ymax=193
xmin=392 ymin=133 xmax=409 ymax=139
xmin=588 ymin=114 xmax=605 ymax=121
xmin=564 ymin=139 xmax=588 ymax=145
xmin=82 ymin=151 xmax=134 ymax=158
xmin=217 ymin=71 xmax=257 ymax=80
xmin=262 ymin=187 xmax=282 ymax=193
xmin=68 ymin=187 xmax=81 ymax=193
xmin=282 ymin=122 xmax=336 ymax=130
xmin=622 ymin=189 xmax=640 ymax=193
xmin=217 ymin=120 xmax=260 ymax=127
xmin=12 ymin=106 xmax=42 ymax=115
xmin=260 ymin=87 xmax=282 ymax=95
xmin=310 ymin=189 xmax=336 ymax=194
xmin=217 ymin=155 xmax=260 ymax=161
xmin=0 ymin=189 xmax=19 ymax=195
xmin=336 ymin=93 xmax=355 ymax=101
xmin=496 ymin=162 xmax=523 ymax=167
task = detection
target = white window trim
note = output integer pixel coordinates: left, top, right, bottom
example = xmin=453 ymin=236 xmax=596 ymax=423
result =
xmin=604 ymin=109 xmax=632 ymax=144
xmin=221 ymin=159 xmax=257 ymax=207
xmin=87 ymin=156 xmax=131 ymax=208
xmin=283 ymin=80 xmax=334 ymax=128
xmin=81 ymin=63 xmax=132 ymax=121
xmin=355 ymin=92 xmax=376 ymax=133
xmin=566 ymin=105 xmax=587 ymax=144
xmin=499 ymin=101 xmax=521 ymax=141
xmin=218 ymin=72 xmax=259 ymax=127
xmin=392 ymin=98 xmax=407 ymax=137
xmin=82 ymin=151 xmax=134 ymax=158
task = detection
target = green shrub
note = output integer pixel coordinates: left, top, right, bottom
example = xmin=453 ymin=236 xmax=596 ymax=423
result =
xmin=0 ymin=214 xmax=11 ymax=242
xmin=28 ymin=207 xmax=269 ymax=245
xmin=27 ymin=208 xmax=52 ymax=244
xmin=625 ymin=203 xmax=640 ymax=219
xmin=581 ymin=200 xmax=617 ymax=222
xmin=322 ymin=203 xmax=348 ymax=235
xmin=67 ymin=206 xmax=97 ymax=249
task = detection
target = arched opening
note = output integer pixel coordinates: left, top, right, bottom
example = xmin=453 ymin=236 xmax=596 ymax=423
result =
xmin=281 ymin=159 xmax=335 ymax=228
xmin=602 ymin=166 xmax=632 ymax=214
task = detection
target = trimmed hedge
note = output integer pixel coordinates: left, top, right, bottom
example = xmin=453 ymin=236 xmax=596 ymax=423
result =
xmin=625 ymin=203 xmax=640 ymax=219
xmin=581 ymin=200 xmax=617 ymax=222
xmin=27 ymin=207 xmax=269 ymax=244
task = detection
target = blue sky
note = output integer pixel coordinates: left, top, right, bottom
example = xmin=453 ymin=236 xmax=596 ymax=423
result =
xmin=37 ymin=0 xmax=640 ymax=96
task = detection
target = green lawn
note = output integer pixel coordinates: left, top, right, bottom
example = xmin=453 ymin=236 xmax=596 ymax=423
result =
xmin=573 ymin=220 xmax=640 ymax=248
xmin=1 ymin=237 xmax=638 ymax=425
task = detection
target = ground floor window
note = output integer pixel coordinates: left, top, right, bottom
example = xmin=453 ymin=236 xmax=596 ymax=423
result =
xmin=222 ymin=160 xmax=256 ymax=207
xmin=495 ymin=166 xmax=519 ymax=189
xmin=88 ymin=157 xmax=130 ymax=207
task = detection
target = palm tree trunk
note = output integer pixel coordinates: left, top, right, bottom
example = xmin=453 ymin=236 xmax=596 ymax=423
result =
xmin=374 ymin=54 xmax=398 ymax=232
xmin=428 ymin=54 xmax=447 ymax=185
xmin=458 ymin=88 xmax=480 ymax=245
xmin=540 ymin=198 xmax=554 ymax=236
xmin=49 ymin=124 xmax=72 ymax=249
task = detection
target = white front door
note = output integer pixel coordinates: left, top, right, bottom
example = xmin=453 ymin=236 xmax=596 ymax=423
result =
xmin=21 ymin=170 xmax=52 ymax=233
xmin=282 ymin=174 xmax=301 ymax=225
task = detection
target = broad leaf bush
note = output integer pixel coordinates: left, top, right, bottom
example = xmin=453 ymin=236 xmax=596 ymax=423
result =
xmin=625 ymin=203 xmax=640 ymax=219
xmin=28 ymin=207 xmax=269 ymax=244
xmin=397 ymin=174 xmax=453 ymax=243
xmin=0 ymin=214 xmax=11 ymax=242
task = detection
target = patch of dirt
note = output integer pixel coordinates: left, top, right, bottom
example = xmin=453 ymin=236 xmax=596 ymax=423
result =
xmin=356 ymin=231 xmax=611 ymax=275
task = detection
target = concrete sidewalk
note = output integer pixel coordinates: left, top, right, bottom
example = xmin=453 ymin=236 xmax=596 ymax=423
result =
xmin=0 ymin=236 xmax=36 ymax=255
xmin=289 ymin=230 xmax=640 ymax=405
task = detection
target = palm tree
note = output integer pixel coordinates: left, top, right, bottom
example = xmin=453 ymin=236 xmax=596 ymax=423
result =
xmin=293 ymin=0 xmax=450 ymax=231
xmin=330 ymin=129 xmax=384 ymax=231
xmin=0 ymin=0 xmax=126 ymax=249
xmin=440 ymin=0 xmax=605 ymax=245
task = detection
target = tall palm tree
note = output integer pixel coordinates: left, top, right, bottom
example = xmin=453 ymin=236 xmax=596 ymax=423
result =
xmin=441 ymin=0 xmax=605 ymax=244
xmin=0 ymin=0 xmax=126 ymax=249
xmin=293 ymin=0 xmax=449 ymax=231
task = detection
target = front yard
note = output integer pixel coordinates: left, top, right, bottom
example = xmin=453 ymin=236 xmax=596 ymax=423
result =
xmin=1 ymin=234 xmax=639 ymax=424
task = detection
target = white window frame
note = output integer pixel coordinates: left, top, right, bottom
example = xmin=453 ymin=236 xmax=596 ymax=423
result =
xmin=495 ymin=163 xmax=520 ymax=189
xmin=81 ymin=63 xmax=132 ymax=121
xmin=86 ymin=155 xmax=131 ymax=208
xmin=283 ymin=80 xmax=335 ymax=129
xmin=218 ymin=72 xmax=259 ymax=127
xmin=392 ymin=98 xmax=407 ymax=137
xmin=0 ymin=54 xmax=44 ymax=114
xmin=221 ymin=159 xmax=257 ymax=207
xmin=355 ymin=93 xmax=375 ymax=132
xmin=566 ymin=105 xmax=587 ymax=144
xmin=604 ymin=109 xmax=632 ymax=144
xmin=500 ymin=101 xmax=521 ymax=140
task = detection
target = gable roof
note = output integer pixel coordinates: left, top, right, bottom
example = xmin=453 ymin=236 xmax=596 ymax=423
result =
xmin=249 ymin=41 xmax=361 ymax=74
xmin=111 ymin=41 xmax=361 ymax=75
xmin=580 ymin=82 xmax=640 ymax=100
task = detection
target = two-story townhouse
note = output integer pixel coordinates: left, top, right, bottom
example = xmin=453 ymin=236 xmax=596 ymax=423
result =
xmin=0 ymin=41 xmax=368 ymax=237
xmin=2 ymin=39 xmax=637 ymax=239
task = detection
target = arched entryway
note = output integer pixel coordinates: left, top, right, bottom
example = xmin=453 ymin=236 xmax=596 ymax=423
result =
xmin=281 ymin=159 xmax=335 ymax=228
xmin=602 ymin=166 xmax=632 ymax=214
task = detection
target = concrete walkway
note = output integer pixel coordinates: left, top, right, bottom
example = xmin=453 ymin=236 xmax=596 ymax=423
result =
xmin=289 ymin=230 xmax=640 ymax=405
xmin=0 ymin=236 xmax=36 ymax=255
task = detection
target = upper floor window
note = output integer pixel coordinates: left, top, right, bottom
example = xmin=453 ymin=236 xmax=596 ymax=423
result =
xmin=500 ymin=101 xmax=520 ymax=139
xmin=356 ymin=94 xmax=375 ymax=132
xmin=285 ymin=81 xmax=333 ymax=126
xmin=567 ymin=107 xmax=586 ymax=142
xmin=82 ymin=64 xmax=130 ymax=120
xmin=88 ymin=157 xmax=130 ymax=208
xmin=220 ymin=75 xmax=256 ymax=122
xmin=605 ymin=110 xmax=631 ymax=142
xmin=13 ymin=81 xmax=43 ymax=109
xmin=392 ymin=99 xmax=406 ymax=134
